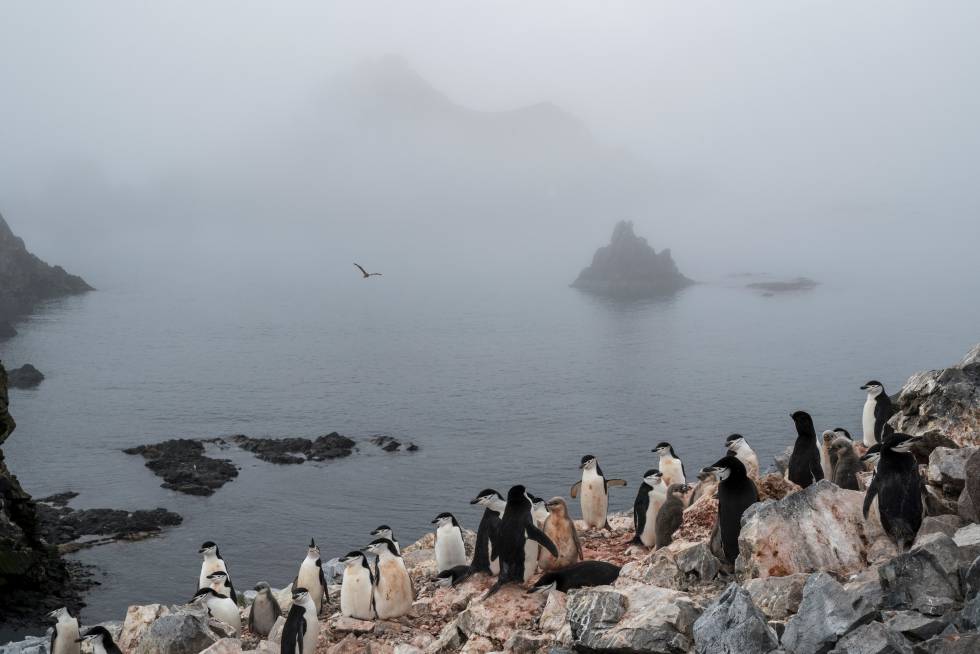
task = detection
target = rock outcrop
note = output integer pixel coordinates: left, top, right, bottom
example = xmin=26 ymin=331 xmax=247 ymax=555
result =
xmin=890 ymin=344 xmax=980 ymax=448
xmin=0 ymin=212 xmax=92 ymax=328
xmin=5 ymin=365 xmax=44 ymax=389
xmin=572 ymin=221 xmax=692 ymax=298
xmin=123 ymin=439 xmax=240 ymax=496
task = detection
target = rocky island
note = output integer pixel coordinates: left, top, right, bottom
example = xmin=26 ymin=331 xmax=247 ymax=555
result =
xmin=0 ymin=212 xmax=93 ymax=338
xmin=572 ymin=221 xmax=692 ymax=298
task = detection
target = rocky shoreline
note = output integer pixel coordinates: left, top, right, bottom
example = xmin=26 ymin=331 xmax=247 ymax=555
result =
xmin=4 ymin=345 xmax=977 ymax=653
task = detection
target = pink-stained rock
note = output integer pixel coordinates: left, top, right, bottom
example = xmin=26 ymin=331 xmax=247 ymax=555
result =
xmin=330 ymin=615 xmax=376 ymax=634
xmin=119 ymin=604 xmax=171 ymax=652
xmin=455 ymin=585 xmax=546 ymax=645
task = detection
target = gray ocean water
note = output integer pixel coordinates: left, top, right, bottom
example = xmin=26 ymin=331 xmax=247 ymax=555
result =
xmin=3 ymin=267 xmax=978 ymax=635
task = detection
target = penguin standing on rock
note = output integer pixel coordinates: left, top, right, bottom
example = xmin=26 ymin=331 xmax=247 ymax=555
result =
xmin=191 ymin=588 xmax=241 ymax=636
xmin=198 ymin=541 xmax=229 ymax=595
xmin=655 ymin=483 xmax=690 ymax=549
xmin=571 ymin=455 xmax=627 ymax=530
xmin=788 ymin=411 xmax=824 ymax=488
xmin=724 ymin=435 xmax=759 ymax=479
xmin=484 ymin=485 xmax=558 ymax=598
xmin=468 ymin=489 xmax=505 ymax=576
xmin=76 ymin=627 xmax=122 ymax=654
xmin=830 ymin=438 xmax=862 ymax=490
xmin=365 ymin=538 xmax=414 ymax=619
xmin=339 ymin=551 xmax=374 ymax=620
xmin=293 ymin=539 xmax=327 ymax=615
xmin=280 ymin=587 xmax=319 ymax=654
xmin=432 ymin=512 xmax=467 ymax=573
xmin=370 ymin=525 xmax=400 ymax=554
xmin=248 ymin=582 xmax=280 ymax=637
xmin=652 ymin=443 xmax=687 ymax=486
xmin=701 ymin=455 xmax=758 ymax=564
xmin=863 ymin=432 xmax=923 ymax=550
xmin=861 ymin=381 xmax=894 ymax=447
xmin=632 ymin=469 xmax=667 ymax=548
xmin=538 ymin=497 xmax=582 ymax=571
xmin=206 ymin=570 xmax=237 ymax=604
xmin=47 ymin=607 xmax=80 ymax=654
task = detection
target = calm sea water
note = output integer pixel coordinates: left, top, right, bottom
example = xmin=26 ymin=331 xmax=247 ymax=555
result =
xmin=2 ymin=267 xmax=978 ymax=637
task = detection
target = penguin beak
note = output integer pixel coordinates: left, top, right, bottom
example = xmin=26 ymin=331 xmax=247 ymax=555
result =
xmin=431 ymin=518 xmax=440 ymax=524
xmin=860 ymin=384 xmax=868 ymax=389
xmin=309 ymin=538 xmax=316 ymax=548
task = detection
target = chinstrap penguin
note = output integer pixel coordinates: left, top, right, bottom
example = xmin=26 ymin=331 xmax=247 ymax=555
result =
xmin=365 ymin=538 xmax=414 ymax=619
xmin=468 ymin=489 xmax=505 ymax=577
xmin=861 ymin=381 xmax=894 ymax=447
xmin=248 ymin=582 xmax=281 ymax=637
xmin=702 ymin=455 xmax=758 ymax=564
xmin=788 ymin=411 xmax=824 ymax=488
xmin=652 ymin=442 xmax=687 ymax=486
xmin=75 ymin=627 xmax=122 ymax=654
xmin=571 ymin=455 xmax=627 ymax=530
xmin=523 ymin=495 xmax=550 ymax=581
xmin=370 ymin=525 xmax=400 ymax=554
xmin=484 ymin=485 xmax=558 ymax=598
xmin=47 ymin=607 xmax=80 ymax=654
xmin=198 ymin=541 xmax=229 ymax=596
xmin=632 ymin=469 xmax=667 ymax=548
xmin=191 ymin=587 xmax=241 ymax=636
xmin=432 ymin=512 xmax=467 ymax=573
xmin=339 ymin=550 xmax=374 ymax=620
xmin=280 ymin=587 xmax=319 ymax=654
xmin=530 ymin=561 xmax=621 ymax=593
xmin=206 ymin=570 xmax=237 ymax=604
xmin=863 ymin=432 xmax=923 ymax=550
xmin=295 ymin=538 xmax=327 ymax=615
xmin=655 ymin=483 xmax=690 ymax=549
xmin=725 ymin=434 xmax=759 ymax=479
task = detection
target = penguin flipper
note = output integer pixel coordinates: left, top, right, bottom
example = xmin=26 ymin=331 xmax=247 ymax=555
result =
xmin=605 ymin=479 xmax=628 ymax=489
xmin=49 ymin=630 xmax=56 ymax=654
xmin=570 ymin=481 xmax=582 ymax=498
xmin=571 ymin=522 xmax=584 ymax=560
xmin=317 ymin=560 xmax=328 ymax=606
xmin=863 ymin=474 xmax=880 ymax=519
xmin=526 ymin=524 xmax=560 ymax=558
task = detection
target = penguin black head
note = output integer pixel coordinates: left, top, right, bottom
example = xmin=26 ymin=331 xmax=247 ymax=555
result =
xmin=365 ymin=538 xmax=400 ymax=557
xmin=206 ymin=570 xmax=229 ymax=585
xmin=883 ymin=432 xmax=919 ymax=454
xmin=701 ymin=455 xmax=746 ymax=482
xmin=642 ymin=469 xmax=663 ymax=485
xmin=860 ymin=443 xmax=882 ymax=463
xmin=198 ymin=541 xmax=219 ymax=556
xmin=506 ymin=484 xmax=531 ymax=508
xmin=725 ymin=433 xmax=743 ymax=445
xmin=254 ymin=581 xmax=272 ymax=592
xmin=76 ymin=626 xmax=114 ymax=645
xmin=790 ymin=411 xmax=816 ymax=436
xmin=191 ymin=587 xmax=226 ymax=602
xmin=432 ymin=512 xmax=459 ymax=527
xmin=46 ymin=607 xmax=73 ymax=622
xmin=341 ymin=550 xmax=370 ymax=567
xmin=470 ymin=489 xmax=502 ymax=505
xmin=861 ymin=381 xmax=886 ymax=397
xmin=291 ymin=587 xmax=310 ymax=601
xmin=580 ymin=455 xmax=597 ymax=470
xmin=651 ymin=442 xmax=677 ymax=457
xmin=833 ymin=428 xmax=852 ymax=440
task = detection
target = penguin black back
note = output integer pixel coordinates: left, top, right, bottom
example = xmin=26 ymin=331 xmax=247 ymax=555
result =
xmin=863 ymin=433 xmax=922 ymax=549
xmin=484 ymin=485 xmax=558 ymax=597
xmin=530 ymin=561 xmax=621 ymax=593
xmin=788 ymin=411 xmax=824 ymax=488
xmin=281 ymin=590 xmax=309 ymax=654
xmin=703 ymin=455 xmax=758 ymax=564
xmin=467 ymin=489 xmax=503 ymax=575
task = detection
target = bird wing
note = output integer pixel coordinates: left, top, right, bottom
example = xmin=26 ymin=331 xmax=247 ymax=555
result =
xmin=634 ymin=487 xmax=649 ymax=539
xmin=570 ymin=481 xmax=582 ymax=498
xmin=281 ymin=604 xmax=307 ymax=654
xmin=863 ymin=473 xmax=880 ymax=518
xmin=605 ymin=478 xmax=628 ymax=490
xmin=317 ymin=559 xmax=328 ymax=604
xmin=354 ymin=263 xmax=368 ymax=277
xmin=526 ymin=524 xmax=560 ymax=558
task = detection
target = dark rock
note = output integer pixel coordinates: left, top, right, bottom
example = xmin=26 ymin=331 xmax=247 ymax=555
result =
xmin=124 ymin=439 xmax=238 ymax=496
xmin=35 ymin=498 xmax=182 ymax=546
xmin=923 ymin=485 xmax=960 ymax=517
xmin=746 ymin=277 xmax=818 ymax=293
xmin=309 ymin=432 xmax=357 ymax=460
xmin=915 ymin=516 xmax=966 ymax=545
xmin=37 ymin=491 xmax=79 ymax=507
xmin=693 ymin=583 xmax=778 ymax=654
xmin=890 ymin=344 xmax=979 ymax=449
xmin=370 ymin=435 xmax=405 ymax=452
xmin=879 ymin=533 xmax=963 ymax=614
xmin=964 ymin=556 xmax=980 ymax=600
xmin=913 ymin=632 xmax=980 ymax=653
xmin=6 ymin=365 xmax=44 ymax=389
xmin=781 ymin=571 xmax=878 ymax=654
xmin=0 ymin=321 xmax=16 ymax=340
xmin=744 ymin=574 xmax=808 ymax=621
xmin=571 ymin=221 xmax=692 ymax=298
xmin=829 ymin=621 xmax=913 ymax=654
xmin=883 ymin=611 xmax=948 ymax=642
xmin=957 ymin=451 xmax=980 ymax=522
xmin=230 ymin=432 xmax=356 ymax=464
xmin=0 ymin=212 xmax=93 ymax=325
xmin=956 ymin=593 xmax=980 ymax=630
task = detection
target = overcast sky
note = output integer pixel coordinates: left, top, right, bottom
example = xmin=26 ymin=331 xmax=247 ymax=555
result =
xmin=2 ymin=1 xmax=978 ymax=283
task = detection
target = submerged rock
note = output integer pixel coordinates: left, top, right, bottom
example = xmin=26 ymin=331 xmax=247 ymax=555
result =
xmin=35 ymin=495 xmax=182 ymax=548
xmin=738 ymin=480 xmax=897 ymax=579
xmin=571 ymin=221 xmax=692 ymax=298
xmin=123 ymin=439 xmax=239 ymax=496
xmin=230 ymin=432 xmax=357 ymax=464
xmin=6 ymin=365 xmax=44 ymax=389
xmin=745 ymin=277 xmax=818 ymax=293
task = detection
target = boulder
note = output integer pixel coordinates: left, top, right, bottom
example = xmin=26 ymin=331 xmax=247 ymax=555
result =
xmin=566 ymin=584 xmax=700 ymax=653
xmin=828 ymin=621 xmax=913 ymax=654
xmin=952 ymin=524 xmax=980 ymax=562
xmin=266 ymin=616 xmax=286 ymax=645
xmin=200 ymin=639 xmax=243 ymax=654
xmin=928 ymin=448 xmax=977 ymax=496
xmin=958 ymin=451 xmax=980 ymax=522
xmin=879 ymin=533 xmax=962 ymax=614
xmin=964 ymin=555 xmax=980 ymax=600
xmin=781 ymin=572 xmax=878 ymax=654
xmin=957 ymin=593 xmax=980 ymax=630
xmin=743 ymin=573 xmax=808 ymax=620
xmin=692 ymin=583 xmax=778 ymax=654
xmin=913 ymin=632 xmax=980 ymax=653
xmin=503 ymin=630 xmax=554 ymax=653
xmin=426 ymin=618 xmax=463 ymax=654
xmin=132 ymin=607 xmax=232 ymax=654
xmin=538 ymin=590 xmax=568 ymax=633
xmin=881 ymin=610 xmax=947 ymax=642
xmin=914 ymin=516 xmax=966 ymax=545
xmin=737 ymin=480 xmax=897 ymax=579
xmin=924 ymin=484 xmax=960 ymax=517
xmin=620 ymin=540 xmax=721 ymax=589
xmin=455 ymin=585 xmax=544 ymax=644
xmin=329 ymin=615 xmax=376 ymax=634
xmin=890 ymin=344 xmax=980 ymax=448
xmin=458 ymin=636 xmax=494 ymax=654
xmin=119 ymin=604 xmax=171 ymax=651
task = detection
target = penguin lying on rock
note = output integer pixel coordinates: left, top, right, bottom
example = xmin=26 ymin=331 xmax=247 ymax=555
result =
xmin=530 ymin=561 xmax=621 ymax=593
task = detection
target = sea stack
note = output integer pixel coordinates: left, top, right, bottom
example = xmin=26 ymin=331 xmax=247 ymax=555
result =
xmin=572 ymin=221 xmax=691 ymax=298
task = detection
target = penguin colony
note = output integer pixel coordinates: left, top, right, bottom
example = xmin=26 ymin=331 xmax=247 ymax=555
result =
xmin=42 ymin=380 xmax=928 ymax=653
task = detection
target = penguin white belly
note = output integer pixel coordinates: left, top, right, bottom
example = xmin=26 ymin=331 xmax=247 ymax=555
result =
xmin=641 ymin=487 xmax=667 ymax=547
xmin=208 ymin=597 xmax=241 ymax=635
xmin=199 ymin=559 xmax=227 ymax=591
xmin=435 ymin=525 xmax=467 ymax=572
xmin=862 ymin=398 xmax=876 ymax=447
xmin=297 ymin=560 xmax=323 ymax=613
xmin=374 ymin=558 xmax=413 ymax=619
xmin=341 ymin=567 xmax=374 ymax=620
xmin=302 ymin=607 xmax=319 ymax=654
xmin=580 ymin=470 xmax=608 ymax=528
xmin=739 ymin=449 xmax=760 ymax=479
xmin=523 ymin=534 xmax=539 ymax=581
xmin=52 ymin=621 xmax=80 ymax=654
xmin=661 ymin=458 xmax=685 ymax=486
xmin=90 ymin=643 xmax=109 ymax=654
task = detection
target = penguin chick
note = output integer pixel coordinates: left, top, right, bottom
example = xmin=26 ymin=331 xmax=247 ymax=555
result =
xmin=191 ymin=587 xmax=241 ymax=636
xmin=339 ymin=551 xmax=374 ymax=620
xmin=432 ymin=512 xmax=467 ymax=573
xmin=830 ymin=438 xmax=862 ymax=490
xmin=248 ymin=582 xmax=280 ymax=637
xmin=651 ymin=442 xmax=687 ymax=486
xmin=725 ymin=434 xmax=759 ymax=479
xmin=47 ymin=607 xmax=80 ymax=654
xmin=529 ymin=561 xmax=621 ymax=593
xmin=281 ymin=587 xmax=318 ymax=654
xmin=788 ymin=411 xmax=824 ymax=488
xmin=571 ymin=455 xmax=627 ymax=530
xmin=655 ymin=483 xmax=690 ymax=549
xmin=688 ymin=469 xmax=718 ymax=507
xmin=539 ymin=497 xmax=582 ymax=571
xmin=820 ymin=430 xmax=838 ymax=480
xmin=295 ymin=539 xmax=327 ymax=615
xmin=75 ymin=627 xmax=122 ymax=654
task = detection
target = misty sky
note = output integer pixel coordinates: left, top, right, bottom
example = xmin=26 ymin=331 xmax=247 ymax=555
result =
xmin=2 ymin=1 xmax=979 ymax=285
